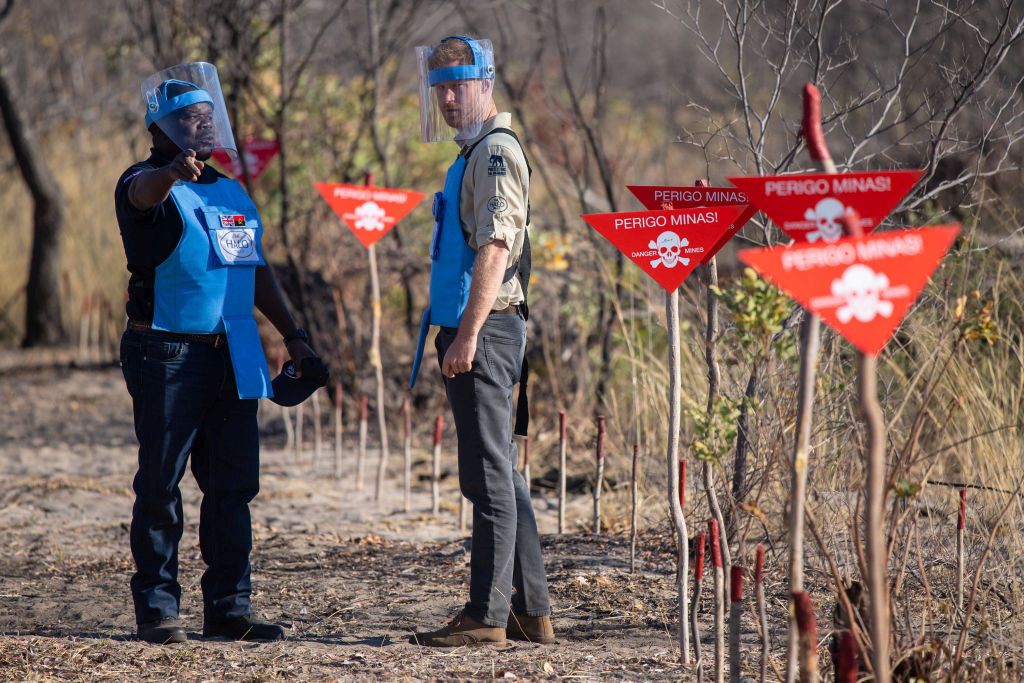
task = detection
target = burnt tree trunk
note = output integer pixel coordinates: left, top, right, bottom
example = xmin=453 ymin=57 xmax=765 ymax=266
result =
xmin=0 ymin=62 xmax=68 ymax=347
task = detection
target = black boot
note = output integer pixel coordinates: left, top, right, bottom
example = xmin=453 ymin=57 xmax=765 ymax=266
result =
xmin=203 ymin=614 xmax=285 ymax=641
xmin=137 ymin=616 xmax=187 ymax=644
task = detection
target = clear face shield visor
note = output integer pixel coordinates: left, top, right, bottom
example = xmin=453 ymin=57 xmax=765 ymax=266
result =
xmin=141 ymin=62 xmax=237 ymax=160
xmin=416 ymin=36 xmax=496 ymax=143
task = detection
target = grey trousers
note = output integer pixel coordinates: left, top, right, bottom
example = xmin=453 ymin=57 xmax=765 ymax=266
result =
xmin=435 ymin=313 xmax=551 ymax=626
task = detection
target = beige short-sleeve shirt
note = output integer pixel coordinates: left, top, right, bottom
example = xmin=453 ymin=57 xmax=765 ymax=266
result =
xmin=458 ymin=112 xmax=529 ymax=309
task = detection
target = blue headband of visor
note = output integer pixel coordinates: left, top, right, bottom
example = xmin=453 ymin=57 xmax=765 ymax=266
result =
xmin=427 ymin=35 xmax=495 ymax=86
xmin=145 ymin=78 xmax=215 ymax=127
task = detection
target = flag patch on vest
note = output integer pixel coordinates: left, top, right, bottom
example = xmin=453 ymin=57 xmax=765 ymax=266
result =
xmin=488 ymin=154 xmax=507 ymax=177
xmin=219 ymin=214 xmax=247 ymax=228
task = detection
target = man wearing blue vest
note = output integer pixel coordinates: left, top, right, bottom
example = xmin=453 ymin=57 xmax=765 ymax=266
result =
xmin=408 ymin=36 xmax=553 ymax=647
xmin=116 ymin=62 xmax=323 ymax=644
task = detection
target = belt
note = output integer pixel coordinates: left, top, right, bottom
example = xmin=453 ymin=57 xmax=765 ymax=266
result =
xmin=127 ymin=320 xmax=228 ymax=349
xmin=490 ymin=304 xmax=522 ymax=315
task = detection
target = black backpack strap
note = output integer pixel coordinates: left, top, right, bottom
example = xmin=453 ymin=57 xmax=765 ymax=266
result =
xmin=463 ymin=127 xmax=533 ymax=437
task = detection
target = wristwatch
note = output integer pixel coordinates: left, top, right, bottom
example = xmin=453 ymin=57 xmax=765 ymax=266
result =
xmin=283 ymin=327 xmax=310 ymax=345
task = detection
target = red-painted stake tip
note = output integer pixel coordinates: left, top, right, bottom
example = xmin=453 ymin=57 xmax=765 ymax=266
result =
xmin=694 ymin=532 xmax=706 ymax=581
xmin=755 ymin=544 xmax=766 ymax=585
xmin=792 ymin=591 xmax=817 ymax=641
xmin=678 ymin=460 xmax=686 ymax=511
xmin=841 ymin=208 xmax=863 ymax=239
xmin=523 ymin=436 xmax=530 ymax=465
xmin=959 ymin=487 xmax=967 ymax=530
xmin=802 ymin=83 xmax=831 ymax=163
xmin=709 ymin=519 xmax=722 ymax=568
xmin=360 ymin=396 xmax=368 ymax=420
xmin=837 ymin=629 xmax=858 ymax=683
xmin=730 ymin=566 xmax=745 ymax=602
xmin=433 ymin=415 xmax=444 ymax=444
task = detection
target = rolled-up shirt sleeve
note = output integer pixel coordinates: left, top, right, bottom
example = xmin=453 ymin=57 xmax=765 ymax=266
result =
xmin=466 ymin=142 xmax=528 ymax=251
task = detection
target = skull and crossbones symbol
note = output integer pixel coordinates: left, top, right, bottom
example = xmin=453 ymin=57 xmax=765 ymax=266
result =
xmin=804 ymin=197 xmax=849 ymax=243
xmin=649 ymin=231 xmax=689 ymax=269
xmin=831 ymin=264 xmax=894 ymax=323
xmin=354 ymin=200 xmax=387 ymax=231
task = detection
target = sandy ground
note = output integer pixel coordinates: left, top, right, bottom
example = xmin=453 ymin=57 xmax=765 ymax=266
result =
xmin=3 ymin=356 xmax=1023 ymax=681
xmin=0 ymin=359 xmax=760 ymax=682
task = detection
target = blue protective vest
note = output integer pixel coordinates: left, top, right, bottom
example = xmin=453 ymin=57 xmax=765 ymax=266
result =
xmin=154 ymin=177 xmax=274 ymax=400
xmin=409 ymin=152 xmax=474 ymax=388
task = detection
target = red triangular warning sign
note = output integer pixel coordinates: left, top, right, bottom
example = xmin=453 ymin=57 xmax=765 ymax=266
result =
xmin=582 ymin=206 xmax=743 ymax=293
xmin=738 ymin=225 xmax=959 ymax=355
xmin=212 ymin=138 xmax=280 ymax=182
xmin=728 ymin=171 xmax=922 ymax=244
xmin=627 ymin=185 xmax=757 ymax=263
xmin=315 ymin=182 xmax=426 ymax=248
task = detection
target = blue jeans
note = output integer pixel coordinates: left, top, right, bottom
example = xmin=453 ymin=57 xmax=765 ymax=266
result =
xmin=435 ymin=314 xmax=551 ymax=626
xmin=120 ymin=328 xmax=260 ymax=625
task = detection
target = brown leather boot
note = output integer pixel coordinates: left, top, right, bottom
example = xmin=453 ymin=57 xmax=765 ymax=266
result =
xmin=408 ymin=611 xmax=506 ymax=647
xmin=506 ymin=613 xmax=555 ymax=644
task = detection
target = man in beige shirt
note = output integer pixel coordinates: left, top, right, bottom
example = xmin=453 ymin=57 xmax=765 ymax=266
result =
xmin=408 ymin=35 xmax=553 ymax=648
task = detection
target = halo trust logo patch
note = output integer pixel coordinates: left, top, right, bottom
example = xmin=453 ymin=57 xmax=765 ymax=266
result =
xmin=486 ymin=196 xmax=508 ymax=214
xmin=218 ymin=229 xmax=255 ymax=258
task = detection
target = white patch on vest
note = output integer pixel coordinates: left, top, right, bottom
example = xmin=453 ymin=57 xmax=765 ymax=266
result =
xmin=216 ymin=228 xmax=260 ymax=263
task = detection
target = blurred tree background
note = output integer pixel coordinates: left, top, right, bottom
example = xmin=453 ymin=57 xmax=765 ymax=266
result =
xmin=1 ymin=0 xmax=1022 ymax=506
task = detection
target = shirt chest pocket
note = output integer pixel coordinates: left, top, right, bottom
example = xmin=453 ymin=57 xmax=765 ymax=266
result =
xmin=201 ymin=209 xmax=266 ymax=266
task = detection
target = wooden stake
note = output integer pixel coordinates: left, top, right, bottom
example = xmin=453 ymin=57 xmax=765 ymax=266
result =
xmin=693 ymin=532 xmax=706 ymax=683
xmin=356 ymin=395 xmax=368 ymax=491
xmin=78 ymin=294 xmax=91 ymax=364
xmin=278 ymin=350 xmax=294 ymax=450
xmin=403 ymin=395 xmax=412 ymax=513
xmin=88 ymin=290 xmax=101 ymax=364
xmin=697 ymin=177 xmax=732 ymax=611
xmin=365 ymin=173 xmax=391 ymax=504
xmin=710 ymin=518 xmax=725 ymax=683
xmin=630 ymin=443 xmax=640 ymax=574
xmin=667 ymin=290 xmax=691 ymax=666
xmin=593 ymin=416 xmax=605 ymax=534
xmin=793 ymin=591 xmax=819 ymax=683
xmin=859 ymin=352 xmax=890 ymax=683
xmin=311 ymin=388 xmax=323 ymax=472
xmin=756 ymin=544 xmax=769 ymax=683
xmin=558 ymin=410 xmax=567 ymax=534
xmin=333 ymin=381 xmax=344 ymax=480
xmin=787 ymin=83 xmax=831 ymax=683
xmin=522 ymin=435 xmax=531 ymax=487
xmin=432 ymin=414 xmax=443 ymax=515
xmin=836 ymin=630 xmax=858 ymax=683
xmin=956 ymin=487 xmax=966 ymax=615
xmin=294 ymin=401 xmax=304 ymax=464
xmin=729 ymin=566 xmax=744 ymax=683
xmin=459 ymin=494 xmax=469 ymax=533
